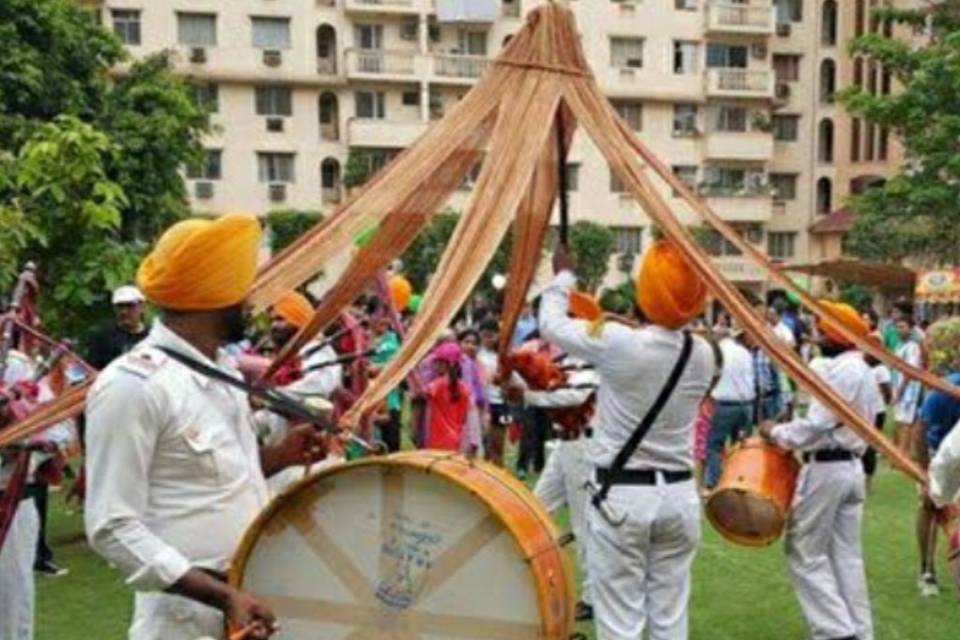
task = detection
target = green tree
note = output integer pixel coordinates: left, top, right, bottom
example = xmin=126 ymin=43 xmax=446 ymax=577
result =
xmin=267 ymin=209 xmax=324 ymax=253
xmin=567 ymin=220 xmax=616 ymax=292
xmin=343 ymin=150 xmax=373 ymax=189
xmin=839 ymin=2 xmax=960 ymax=265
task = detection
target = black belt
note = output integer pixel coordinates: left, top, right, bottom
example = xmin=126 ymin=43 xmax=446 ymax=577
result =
xmin=596 ymin=467 xmax=693 ymax=486
xmin=802 ymin=449 xmax=859 ymax=463
xmin=714 ymin=399 xmax=753 ymax=407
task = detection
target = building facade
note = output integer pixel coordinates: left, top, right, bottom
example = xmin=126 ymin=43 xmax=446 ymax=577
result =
xmin=87 ymin=0 xmax=905 ymax=296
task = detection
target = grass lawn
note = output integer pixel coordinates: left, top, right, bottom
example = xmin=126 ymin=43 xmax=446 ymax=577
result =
xmin=36 ymin=464 xmax=960 ymax=639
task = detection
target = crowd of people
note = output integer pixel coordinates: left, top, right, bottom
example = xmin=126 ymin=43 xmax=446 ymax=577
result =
xmin=1 ymin=211 xmax=960 ymax=640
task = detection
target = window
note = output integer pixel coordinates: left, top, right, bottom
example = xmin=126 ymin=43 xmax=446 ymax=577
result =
xmin=402 ymin=91 xmax=420 ymax=106
xmin=769 ymin=173 xmax=797 ymax=200
xmin=257 ymin=152 xmax=295 ymax=183
xmin=865 ymin=122 xmax=875 ymax=161
xmin=458 ymin=29 xmax=488 ymax=56
xmin=321 ymin=158 xmax=340 ymax=190
xmin=355 ymin=24 xmax=383 ymax=50
xmin=673 ymin=41 xmax=698 ymax=75
xmin=613 ymin=227 xmax=643 ymax=255
xmin=768 ymin=232 xmax=796 ymax=259
xmin=675 ymin=0 xmax=698 ymax=10
xmin=714 ymin=106 xmax=748 ymax=132
xmin=610 ymin=169 xmax=626 ymax=194
xmin=851 ymin=118 xmax=862 ymax=162
xmin=818 ymin=119 xmax=834 ymax=163
xmin=565 ymin=163 xmax=580 ymax=192
xmin=187 ymin=150 xmax=222 ymax=180
xmin=699 ymin=229 xmax=744 ymax=257
xmin=706 ymin=44 xmax=748 ymax=69
xmin=773 ymin=54 xmax=800 ymax=82
xmin=673 ymin=104 xmax=698 ymax=135
xmin=672 ymin=165 xmax=698 ymax=196
xmin=177 ymin=12 xmax=217 ymax=46
xmin=255 ymin=86 xmax=292 ymax=116
xmin=252 ymin=17 xmax=291 ymax=50
xmin=819 ymin=59 xmax=836 ymax=103
xmin=355 ymin=91 xmax=386 ymax=119
xmin=111 ymin=9 xmax=141 ymax=45
xmin=190 ymin=83 xmax=219 ymax=113
xmin=702 ymin=166 xmax=767 ymax=195
xmin=816 ymin=177 xmax=832 ymax=214
xmin=853 ymin=57 xmax=864 ymax=88
xmin=610 ymin=37 xmax=644 ymax=69
xmin=613 ymin=101 xmax=643 ymax=131
xmin=879 ymin=127 xmax=889 ymax=161
xmin=775 ymin=0 xmax=802 ymax=24
xmin=821 ymin=0 xmax=838 ymax=46
xmin=772 ymin=114 xmax=799 ymax=141
xmin=855 ymin=0 xmax=866 ymax=36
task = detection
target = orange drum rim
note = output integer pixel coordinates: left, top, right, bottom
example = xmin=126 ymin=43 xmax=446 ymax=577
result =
xmin=229 ymin=452 xmax=575 ymax=638
xmin=704 ymin=489 xmax=787 ymax=548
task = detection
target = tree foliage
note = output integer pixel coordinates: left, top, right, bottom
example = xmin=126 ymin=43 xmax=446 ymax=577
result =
xmin=839 ymin=1 xmax=960 ymax=265
xmin=267 ymin=209 xmax=324 ymax=253
xmin=567 ymin=220 xmax=616 ymax=292
xmin=0 ymin=0 xmax=210 ymax=341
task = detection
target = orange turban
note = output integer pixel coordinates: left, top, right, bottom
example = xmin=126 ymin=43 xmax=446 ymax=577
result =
xmin=273 ymin=291 xmax=313 ymax=329
xmin=818 ymin=300 xmax=869 ymax=346
xmin=137 ymin=213 xmax=261 ymax=311
xmin=635 ymin=241 xmax=707 ymax=330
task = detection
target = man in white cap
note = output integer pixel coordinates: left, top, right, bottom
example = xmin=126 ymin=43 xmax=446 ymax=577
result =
xmin=87 ymin=285 xmax=148 ymax=369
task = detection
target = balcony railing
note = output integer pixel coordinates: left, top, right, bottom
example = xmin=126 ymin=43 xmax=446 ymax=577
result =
xmin=707 ymin=2 xmax=775 ymax=33
xmin=347 ymin=0 xmax=414 ymax=7
xmin=434 ymin=54 xmax=491 ymax=80
xmin=697 ymin=181 xmax=772 ymax=198
xmin=706 ymin=68 xmax=774 ymax=98
xmin=316 ymin=57 xmax=337 ymax=75
xmin=345 ymin=49 xmax=415 ymax=76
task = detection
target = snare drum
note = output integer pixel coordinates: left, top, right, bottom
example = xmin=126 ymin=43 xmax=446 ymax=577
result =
xmin=705 ymin=437 xmax=800 ymax=547
xmin=230 ymin=451 xmax=575 ymax=638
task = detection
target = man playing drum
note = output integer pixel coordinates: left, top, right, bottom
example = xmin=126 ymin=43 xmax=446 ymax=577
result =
xmin=540 ymin=241 xmax=715 ymax=640
xmin=760 ymin=302 xmax=879 ymax=640
xmin=84 ymin=214 xmax=328 ymax=640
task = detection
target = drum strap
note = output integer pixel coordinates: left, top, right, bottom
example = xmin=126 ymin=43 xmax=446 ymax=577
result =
xmin=591 ymin=331 xmax=693 ymax=509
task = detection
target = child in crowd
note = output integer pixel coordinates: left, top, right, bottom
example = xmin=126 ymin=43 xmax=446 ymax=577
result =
xmin=424 ymin=342 xmax=482 ymax=455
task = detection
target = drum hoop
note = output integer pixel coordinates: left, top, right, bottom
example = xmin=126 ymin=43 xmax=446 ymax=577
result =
xmin=228 ymin=452 xmax=575 ymax=634
xmin=705 ymin=488 xmax=788 ymax=548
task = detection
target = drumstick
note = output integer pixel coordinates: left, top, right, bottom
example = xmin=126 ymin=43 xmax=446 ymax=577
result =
xmin=228 ymin=625 xmax=256 ymax=640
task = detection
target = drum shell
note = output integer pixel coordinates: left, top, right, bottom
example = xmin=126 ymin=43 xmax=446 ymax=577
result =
xmin=705 ymin=437 xmax=800 ymax=547
xmin=229 ymin=451 xmax=575 ymax=638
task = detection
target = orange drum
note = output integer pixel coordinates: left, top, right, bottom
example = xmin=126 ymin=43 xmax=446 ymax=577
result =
xmin=705 ymin=437 xmax=801 ymax=547
xmin=230 ymin=451 xmax=575 ymax=639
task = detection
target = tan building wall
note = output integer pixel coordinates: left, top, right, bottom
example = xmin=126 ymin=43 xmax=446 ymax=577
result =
xmin=87 ymin=0 xmax=905 ymax=294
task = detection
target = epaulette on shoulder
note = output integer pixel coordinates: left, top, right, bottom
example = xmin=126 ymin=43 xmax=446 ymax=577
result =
xmin=116 ymin=348 xmax=167 ymax=379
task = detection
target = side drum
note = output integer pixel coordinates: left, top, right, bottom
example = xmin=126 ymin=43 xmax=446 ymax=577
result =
xmin=230 ymin=451 xmax=575 ymax=639
xmin=705 ymin=437 xmax=800 ymax=547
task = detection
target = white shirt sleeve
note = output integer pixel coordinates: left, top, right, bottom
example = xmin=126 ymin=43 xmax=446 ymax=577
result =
xmin=84 ymin=373 xmax=193 ymax=591
xmin=770 ymin=398 xmax=838 ymax=450
xmin=538 ymin=270 xmax=608 ymax=365
xmin=285 ymin=346 xmax=342 ymax=398
xmin=930 ymin=420 xmax=960 ymax=507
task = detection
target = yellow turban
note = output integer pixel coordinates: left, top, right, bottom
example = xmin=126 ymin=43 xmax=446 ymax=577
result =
xmin=818 ymin=300 xmax=869 ymax=346
xmin=635 ymin=241 xmax=707 ymax=330
xmin=273 ymin=291 xmax=313 ymax=329
xmin=137 ymin=213 xmax=261 ymax=311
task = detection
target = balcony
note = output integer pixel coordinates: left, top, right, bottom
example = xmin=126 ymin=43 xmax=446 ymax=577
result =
xmin=705 ymin=2 xmax=775 ymax=35
xmin=703 ymin=131 xmax=774 ymax=161
xmin=344 ymin=0 xmax=419 ymax=15
xmin=698 ymin=180 xmax=773 ymax=222
xmin=713 ymin=256 xmax=768 ymax=282
xmin=347 ymin=118 xmax=428 ymax=148
xmin=345 ymin=49 xmax=416 ymax=80
xmin=432 ymin=54 xmax=492 ymax=83
xmin=705 ymin=68 xmax=775 ymax=99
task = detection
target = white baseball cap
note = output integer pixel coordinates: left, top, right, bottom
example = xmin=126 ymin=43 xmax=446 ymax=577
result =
xmin=112 ymin=285 xmax=145 ymax=305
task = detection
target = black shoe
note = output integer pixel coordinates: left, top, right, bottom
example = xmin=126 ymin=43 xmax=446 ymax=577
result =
xmin=35 ymin=560 xmax=68 ymax=577
xmin=574 ymin=600 xmax=593 ymax=621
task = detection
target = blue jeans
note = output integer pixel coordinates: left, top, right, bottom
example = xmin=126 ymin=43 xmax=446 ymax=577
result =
xmin=705 ymin=401 xmax=755 ymax=489
xmin=757 ymin=394 xmax=782 ymax=421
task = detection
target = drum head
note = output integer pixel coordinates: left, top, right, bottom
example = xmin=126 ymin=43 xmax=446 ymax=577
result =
xmin=232 ymin=457 xmax=564 ymax=639
xmin=706 ymin=489 xmax=785 ymax=547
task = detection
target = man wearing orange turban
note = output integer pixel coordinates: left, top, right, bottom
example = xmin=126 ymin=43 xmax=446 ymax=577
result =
xmin=539 ymin=243 xmax=716 ymax=640
xmin=760 ymin=299 xmax=878 ymax=640
xmin=85 ymin=214 xmax=327 ymax=640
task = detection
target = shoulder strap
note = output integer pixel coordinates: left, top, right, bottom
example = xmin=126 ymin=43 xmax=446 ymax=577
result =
xmin=592 ymin=331 xmax=694 ymax=508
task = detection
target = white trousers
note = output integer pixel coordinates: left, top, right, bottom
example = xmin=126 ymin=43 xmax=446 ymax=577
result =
xmin=586 ymin=477 xmax=701 ymax=640
xmin=534 ymin=438 xmax=593 ymax=604
xmin=785 ymin=460 xmax=873 ymax=640
xmin=0 ymin=500 xmax=39 ymax=640
xmin=129 ymin=592 xmax=224 ymax=640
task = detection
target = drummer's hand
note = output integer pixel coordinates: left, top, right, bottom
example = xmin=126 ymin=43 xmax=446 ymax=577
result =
xmin=552 ymin=243 xmax=575 ymax=275
xmin=757 ymin=420 xmax=776 ymax=442
xmin=278 ymin=424 xmax=328 ymax=468
xmin=225 ymin=587 xmax=279 ymax=639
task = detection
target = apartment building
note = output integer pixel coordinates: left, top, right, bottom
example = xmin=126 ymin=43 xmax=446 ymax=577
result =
xmin=87 ymin=0 xmax=904 ymax=296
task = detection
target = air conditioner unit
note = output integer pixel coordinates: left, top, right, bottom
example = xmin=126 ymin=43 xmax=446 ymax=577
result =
xmin=428 ymin=24 xmax=441 ymax=43
xmin=269 ymin=183 xmax=287 ymax=202
xmin=751 ymin=43 xmax=768 ymax=59
xmin=194 ymin=181 xmax=214 ymax=199
xmin=625 ymin=58 xmax=643 ymax=69
xmin=400 ymin=21 xmax=418 ymax=41
xmin=189 ymin=47 xmax=207 ymax=64
xmin=776 ymin=82 xmax=791 ymax=100
xmin=776 ymin=23 xmax=792 ymax=37
xmin=263 ymin=49 xmax=282 ymax=67
xmin=266 ymin=117 xmax=285 ymax=132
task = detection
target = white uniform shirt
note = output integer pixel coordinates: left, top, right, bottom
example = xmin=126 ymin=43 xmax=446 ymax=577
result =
xmin=284 ymin=341 xmax=342 ymax=398
xmin=930 ymin=419 xmax=960 ymax=507
xmin=85 ymin=321 xmax=269 ymax=592
xmin=539 ymin=271 xmax=715 ymax=472
xmin=711 ymin=337 xmax=756 ymax=403
xmin=771 ymin=350 xmax=877 ymax=455
xmin=775 ymin=321 xmax=796 ymax=349
xmin=476 ymin=347 xmax=503 ymax=405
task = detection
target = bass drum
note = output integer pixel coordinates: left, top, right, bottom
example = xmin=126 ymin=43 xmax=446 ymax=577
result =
xmin=705 ymin=437 xmax=800 ymax=547
xmin=230 ymin=451 xmax=575 ymax=639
